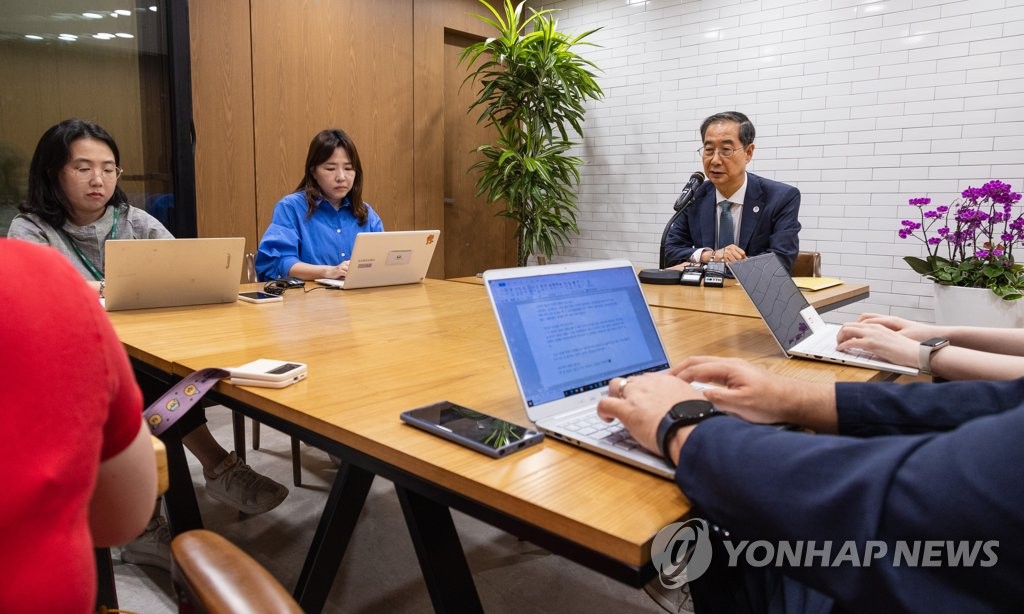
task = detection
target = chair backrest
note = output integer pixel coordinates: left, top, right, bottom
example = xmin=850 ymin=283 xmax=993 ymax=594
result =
xmin=243 ymin=251 xmax=257 ymax=283
xmin=792 ymin=251 xmax=821 ymax=277
xmin=170 ymin=530 xmax=302 ymax=614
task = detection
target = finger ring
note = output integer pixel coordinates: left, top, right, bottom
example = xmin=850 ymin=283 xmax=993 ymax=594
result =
xmin=618 ymin=378 xmax=629 ymax=396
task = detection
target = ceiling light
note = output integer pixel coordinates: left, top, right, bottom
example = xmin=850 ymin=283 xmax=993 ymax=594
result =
xmin=25 ymin=34 xmax=44 ymax=40
xmin=115 ymin=32 xmax=134 ymax=39
xmin=149 ymin=6 xmax=158 ymax=11
xmin=115 ymin=9 xmax=132 ymax=16
xmin=93 ymin=33 xmax=115 ymax=39
xmin=83 ymin=12 xmax=103 ymax=18
xmin=58 ymin=33 xmax=78 ymax=40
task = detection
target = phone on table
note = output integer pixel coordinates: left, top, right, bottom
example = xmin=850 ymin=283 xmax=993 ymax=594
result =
xmin=228 ymin=359 xmax=307 ymax=388
xmin=238 ymin=291 xmax=283 ymax=304
xmin=401 ymin=401 xmax=544 ymax=458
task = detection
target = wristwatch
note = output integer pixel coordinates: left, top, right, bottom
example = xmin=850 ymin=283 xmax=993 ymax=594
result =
xmin=656 ymin=399 xmax=722 ymax=468
xmin=918 ymin=337 xmax=950 ymax=375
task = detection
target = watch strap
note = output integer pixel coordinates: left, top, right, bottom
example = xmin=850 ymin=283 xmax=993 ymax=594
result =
xmin=657 ymin=399 xmax=720 ymax=468
xmin=918 ymin=337 xmax=950 ymax=375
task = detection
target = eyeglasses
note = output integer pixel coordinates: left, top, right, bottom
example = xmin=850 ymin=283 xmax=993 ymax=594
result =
xmin=698 ymin=146 xmax=741 ymax=159
xmin=65 ymin=165 xmax=124 ymax=181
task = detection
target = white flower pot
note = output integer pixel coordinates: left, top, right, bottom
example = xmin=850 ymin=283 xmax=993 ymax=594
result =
xmin=933 ymin=284 xmax=1024 ymax=328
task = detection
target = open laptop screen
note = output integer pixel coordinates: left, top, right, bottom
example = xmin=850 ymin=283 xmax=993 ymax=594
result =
xmin=487 ymin=265 xmax=669 ymax=407
xmin=728 ymin=253 xmax=815 ymax=351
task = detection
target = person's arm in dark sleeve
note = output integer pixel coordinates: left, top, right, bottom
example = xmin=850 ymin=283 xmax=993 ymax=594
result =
xmin=663 ymin=213 xmax=698 ymax=267
xmin=766 ymin=185 xmax=801 ymax=272
xmin=837 ymin=377 xmax=1024 ymax=436
xmin=676 ymin=407 xmax=1024 ymax=613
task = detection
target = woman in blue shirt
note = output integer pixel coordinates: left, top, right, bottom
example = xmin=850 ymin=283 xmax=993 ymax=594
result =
xmin=256 ymin=129 xmax=384 ymax=281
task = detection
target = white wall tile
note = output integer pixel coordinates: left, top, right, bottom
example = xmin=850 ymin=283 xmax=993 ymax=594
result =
xmin=535 ymin=0 xmax=1024 ymax=322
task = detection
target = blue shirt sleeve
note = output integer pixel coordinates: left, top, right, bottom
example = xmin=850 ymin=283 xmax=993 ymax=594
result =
xmin=255 ymin=194 xmax=386 ymax=281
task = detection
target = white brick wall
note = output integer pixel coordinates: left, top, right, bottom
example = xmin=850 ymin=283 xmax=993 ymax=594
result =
xmin=536 ymin=0 xmax=1024 ymax=322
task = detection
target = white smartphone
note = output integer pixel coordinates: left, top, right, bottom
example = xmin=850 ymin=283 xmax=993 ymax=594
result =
xmin=227 ymin=359 xmax=307 ymax=388
xmin=238 ymin=291 xmax=283 ymax=304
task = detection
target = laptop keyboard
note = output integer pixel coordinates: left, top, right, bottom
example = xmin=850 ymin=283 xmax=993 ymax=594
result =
xmin=800 ymin=331 xmax=882 ymax=361
xmin=561 ymin=413 xmax=643 ymax=450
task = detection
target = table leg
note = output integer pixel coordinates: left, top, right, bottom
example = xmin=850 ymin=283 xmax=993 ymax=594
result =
xmin=161 ymin=423 xmax=204 ymax=535
xmin=94 ymin=547 xmax=118 ymax=610
xmin=395 ymin=485 xmax=483 ymax=614
xmin=293 ymin=462 xmax=375 ymax=613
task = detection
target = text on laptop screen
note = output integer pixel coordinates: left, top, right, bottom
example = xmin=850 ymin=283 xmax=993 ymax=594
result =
xmin=488 ymin=266 xmax=669 ymax=407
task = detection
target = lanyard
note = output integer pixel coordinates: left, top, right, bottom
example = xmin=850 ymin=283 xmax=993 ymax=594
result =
xmin=63 ymin=205 xmax=119 ymax=281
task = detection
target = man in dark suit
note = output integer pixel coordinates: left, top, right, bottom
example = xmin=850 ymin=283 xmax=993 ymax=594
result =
xmin=665 ymin=111 xmax=801 ymax=272
xmin=597 ymin=357 xmax=1023 ymax=613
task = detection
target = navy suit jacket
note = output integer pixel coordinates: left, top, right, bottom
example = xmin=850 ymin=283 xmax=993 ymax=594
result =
xmin=664 ymin=172 xmax=801 ymax=272
xmin=678 ymin=378 xmax=1024 ymax=613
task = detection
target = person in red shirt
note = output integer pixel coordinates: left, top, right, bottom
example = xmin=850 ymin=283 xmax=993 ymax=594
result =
xmin=0 ymin=239 xmax=156 ymax=612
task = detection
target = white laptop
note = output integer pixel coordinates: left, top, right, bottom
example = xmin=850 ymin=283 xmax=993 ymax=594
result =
xmin=315 ymin=230 xmax=440 ymax=290
xmin=728 ymin=253 xmax=918 ymax=376
xmin=484 ymin=259 xmax=679 ymax=478
xmin=104 ymin=238 xmax=245 ymax=311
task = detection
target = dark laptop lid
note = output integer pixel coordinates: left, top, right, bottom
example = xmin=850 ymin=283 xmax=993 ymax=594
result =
xmin=728 ymin=253 xmax=815 ymax=352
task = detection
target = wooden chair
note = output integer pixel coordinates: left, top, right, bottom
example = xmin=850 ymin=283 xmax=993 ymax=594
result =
xmin=170 ymin=530 xmax=302 ymax=614
xmin=792 ymin=251 xmax=821 ymax=277
xmin=238 ymin=251 xmax=303 ymax=486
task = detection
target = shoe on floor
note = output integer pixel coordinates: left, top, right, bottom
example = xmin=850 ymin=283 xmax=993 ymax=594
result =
xmin=205 ymin=451 xmax=289 ymax=514
xmin=644 ymin=574 xmax=695 ymax=614
xmin=120 ymin=515 xmax=171 ymax=572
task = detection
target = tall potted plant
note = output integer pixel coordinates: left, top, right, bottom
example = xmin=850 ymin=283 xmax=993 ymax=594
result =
xmin=459 ymin=0 xmax=603 ymax=266
xmin=898 ymin=180 xmax=1024 ymax=326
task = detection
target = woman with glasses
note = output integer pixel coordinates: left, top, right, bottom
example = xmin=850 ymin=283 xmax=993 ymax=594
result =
xmin=664 ymin=111 xmax=802 ymax=272
xmin=255 ymin=128 xmax=384 ymax=281
xmin=7 ymin=118 xmax=289 ymax=570
xmin=8 ymin=119 xmax=171 ymax=291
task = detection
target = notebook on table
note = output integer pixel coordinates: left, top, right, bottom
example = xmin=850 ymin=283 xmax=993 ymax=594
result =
xmin=315 ymin=230 xmax=440 ymax=290
xmin=104 ymin=238 xmax=245 ymax=311
xmin=728 ymin=253 xmax=918 ymax=376
xmin=484 ymin=259 xmax=681 ymax=478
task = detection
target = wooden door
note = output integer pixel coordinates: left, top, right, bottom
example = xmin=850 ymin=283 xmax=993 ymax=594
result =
xmin=442 ymin=34 xmax=515 ymax=278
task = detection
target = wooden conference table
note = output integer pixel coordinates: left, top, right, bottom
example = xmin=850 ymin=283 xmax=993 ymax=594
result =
xmin=107 ymin=279 xmax=884 ymax=613
xmin=448 ymin=275 xmax=870 ymax=318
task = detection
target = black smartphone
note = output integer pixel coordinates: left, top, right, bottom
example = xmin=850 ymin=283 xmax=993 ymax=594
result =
xmin=400 ymin=401 xmax=544 ymax=458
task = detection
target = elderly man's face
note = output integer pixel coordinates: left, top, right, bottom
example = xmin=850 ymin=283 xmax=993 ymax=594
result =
xmin=701 ymin=120 xmax=754 ymax=197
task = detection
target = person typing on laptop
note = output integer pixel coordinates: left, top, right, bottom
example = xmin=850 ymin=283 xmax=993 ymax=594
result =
xmin=597 ymin=357 xmax=1023 ymax=612
xmin=7 ymin=119 xmax=289 ymax=568
xmin=664 ymin=111 xmax=801 ymax=272
xmin=837 ymin=313 xmax=1024 ymax=380
xmin=255 ymin=128 xmax=384 ymax=281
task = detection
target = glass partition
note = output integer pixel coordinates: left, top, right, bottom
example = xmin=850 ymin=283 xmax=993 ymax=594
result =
xmin=0 ymin=0 xmax=193 ymax=237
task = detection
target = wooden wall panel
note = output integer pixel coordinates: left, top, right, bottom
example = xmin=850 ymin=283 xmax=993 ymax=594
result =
xmin=413 ymin=0 xmax=505 ymax=278
xmin=188 ymin=0 xmax=508 ymax=279
xmin=250 ymin=0 xmax=415 ymax=239
xmin=188 ymin=0 xmax=258 ymax=248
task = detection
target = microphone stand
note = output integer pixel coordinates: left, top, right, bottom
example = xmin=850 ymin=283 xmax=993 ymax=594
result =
xmin=658 ymin=207 xmax=688 ymax=270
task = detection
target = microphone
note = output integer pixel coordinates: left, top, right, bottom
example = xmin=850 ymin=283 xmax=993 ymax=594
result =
xmin=673 ymin=172 xmax=705 ymax=211
xmin=638 ymin=171 xmax=708 ymax=284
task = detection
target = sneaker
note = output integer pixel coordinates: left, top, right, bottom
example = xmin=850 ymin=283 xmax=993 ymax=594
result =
xmin=205 ymin=451 xmax=289 ymax=514
xmin=643 ymin=575 xmax=695 ymax=614
xmin=120 ymin=515 xmax=171 ymax=572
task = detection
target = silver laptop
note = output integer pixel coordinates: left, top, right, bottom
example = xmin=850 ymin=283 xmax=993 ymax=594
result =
xmin=728 ymin=253 xmax=918 ymax=376
xmin=104 ymin=238 xmax=244 ymax=311
xmin=315 ymin=230 xmax=440 ymax=290
xmin=484 ymin=259 xmax=677 ymax=478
